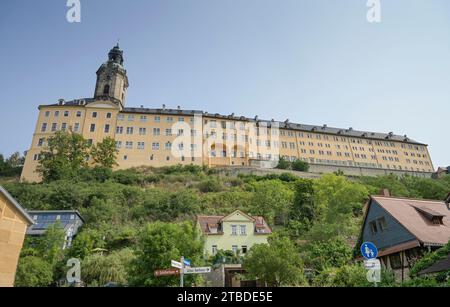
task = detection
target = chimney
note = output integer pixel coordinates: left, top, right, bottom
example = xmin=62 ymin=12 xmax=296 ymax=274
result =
xmin=58 ymin=98 xmax=65 ymax=105
xmin=177 ymin=105 xmax=181 ymax=110
xmin=162 ymin=104 xmax=166 ymax=110
xmin=381 ymin=189 xmax=391 ymax=197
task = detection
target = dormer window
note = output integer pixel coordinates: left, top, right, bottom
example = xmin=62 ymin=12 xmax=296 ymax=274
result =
xmin=412 ymin=205 xmax=444 ymax=225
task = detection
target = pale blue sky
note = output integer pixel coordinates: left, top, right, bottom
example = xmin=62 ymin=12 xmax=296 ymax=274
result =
xmin=0 ymin=0 xmax=449 ymax=167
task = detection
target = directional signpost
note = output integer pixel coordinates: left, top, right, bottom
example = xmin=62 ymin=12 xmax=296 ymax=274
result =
xmin=171 ymin=260 xmax=182 ymax=269
xmin=154 ymin=268 xmax=180 ymax=277
xmin=183 ymin=267 xmax=211 ymax=275
xmin=361 ymin=242 xmax=380 ymax=286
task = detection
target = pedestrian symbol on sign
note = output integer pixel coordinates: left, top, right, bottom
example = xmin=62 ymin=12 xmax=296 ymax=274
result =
xmin=361 ymin=242 xmax=378 ymax=260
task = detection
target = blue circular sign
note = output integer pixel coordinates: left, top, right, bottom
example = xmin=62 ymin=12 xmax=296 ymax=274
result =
xmin=361 ymin=242 xmax=378 ymax=260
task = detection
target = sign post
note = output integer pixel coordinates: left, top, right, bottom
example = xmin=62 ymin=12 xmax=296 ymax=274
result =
xmin=360 ymin=242 xmax=380 ymax=287
xmin=180 ymin=256 xmax=184 ymax=288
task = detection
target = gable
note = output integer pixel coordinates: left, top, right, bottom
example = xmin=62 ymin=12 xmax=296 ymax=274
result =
xmin=85 ymin=101 xmax=119 ymax=109
xmin=221 ymin=210 xmax=254 ymax=223
xmin=361 ymin=199 xmax=416 ymax=251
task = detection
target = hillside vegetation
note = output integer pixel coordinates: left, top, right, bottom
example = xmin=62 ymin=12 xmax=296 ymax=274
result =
xmin=2 ymin=165 xmax=450 ymax=287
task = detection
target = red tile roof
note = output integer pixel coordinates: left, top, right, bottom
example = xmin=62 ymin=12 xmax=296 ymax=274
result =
xmin=372 ymin=196 xmax=450 ymax=246
xmin=197 ymin=213 xmax=272 ymax=235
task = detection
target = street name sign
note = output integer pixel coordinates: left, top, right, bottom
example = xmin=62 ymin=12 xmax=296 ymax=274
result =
xmin=171 ymin=260 xmax=182 ymax=269
xmin=183 ymin=267 xmax=212 ymax=274
xmin=154 ymin=268 xmax=180 ymax=277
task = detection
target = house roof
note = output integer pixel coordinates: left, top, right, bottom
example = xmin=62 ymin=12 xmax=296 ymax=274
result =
xmin=0 ymin=185 xmax=34 ymax=225
xmin=197 ymin=211 xmax=272 ymax=235
xmin=39 ymin=99 xmax=426 ymax=145
xmin=371 ymin=196 xmax=450 ymax=246
xmin=418 ymin=253 xmax=450 ymax=275
xmin=27 ymin=210 xmax=85 ymax=222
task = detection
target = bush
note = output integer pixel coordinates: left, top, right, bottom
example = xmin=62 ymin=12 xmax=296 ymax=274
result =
xmin=276 ymin=158 xmax=291 ymax=170
xmin=15 ymin=256 xmax=53 ymax=287
xmin=291 ymin=160 xmax=310 ymax=172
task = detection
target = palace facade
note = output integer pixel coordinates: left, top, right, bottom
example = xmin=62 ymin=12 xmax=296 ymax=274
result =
xmin=21 ymin=45 xmax=434 ymax=182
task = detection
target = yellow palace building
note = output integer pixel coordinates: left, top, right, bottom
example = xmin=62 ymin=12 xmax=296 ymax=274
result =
xmin=21 ymin=45 xmax=434 ymax=182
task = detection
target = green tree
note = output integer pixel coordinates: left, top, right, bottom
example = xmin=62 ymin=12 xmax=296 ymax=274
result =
xmin=128 ymin=221 xmax=204 ymax=287
xmin=37 ymin=131 xmax=90 ymax=182
xmin=249 ymin=180 xmax=294 ymax=225
xmin=36 ymin=222 xmax=67 ymax=267
xmin=302 ymin=237 xmax=353 ymax=272
xmin=81 ymin=248 xmax=135 ymax=287
xmin=90 ymin=137 xmax=119 ymax=168
xmin=290 ymin=178 xmax=316 ymax=233
xmin=243 ymin=234 xmax=305 ymax=287
xmin=14 ymin=256 xmax=53 ymax=287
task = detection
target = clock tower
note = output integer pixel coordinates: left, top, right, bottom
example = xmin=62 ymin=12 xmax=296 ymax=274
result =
xmin=94 ymin=44 xmax=129 ymax=108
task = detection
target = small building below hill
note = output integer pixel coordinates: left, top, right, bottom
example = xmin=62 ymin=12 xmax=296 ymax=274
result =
xmin=0 ymin=186 xmax=34 ymax=287
xmin=359 ymin=191 xmax=450 ymax=281
xmin=26 ymin=210 xmax=84 ymax=249
xmin=197 ymin=210 xmax=271 ymax=257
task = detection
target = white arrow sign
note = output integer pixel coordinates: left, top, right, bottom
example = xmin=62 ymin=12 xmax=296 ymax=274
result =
xmin=183 ymin=267 xmax=211 ymax=274
xmin=171 ymin=260 xmax=182 ymax=269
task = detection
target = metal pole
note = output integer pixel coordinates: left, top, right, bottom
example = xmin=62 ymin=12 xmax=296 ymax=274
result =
xmin=180 ymin=256 xmax=184 ymax=288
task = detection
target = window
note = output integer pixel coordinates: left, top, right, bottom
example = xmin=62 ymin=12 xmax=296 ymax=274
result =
xmin=92 ymin=112 xmax=97 ymax=118
xmin=232 ymin=245 xmax=238 ymax=254
xmin=153 ymin=128 xmax=160 ymax=136
xmin=106 ymin=113 xmax=112 ymax=119
xmin=139 ymin=127 xmax=146 ymax=135
xmin=242 ymin=246 xmax=248 ymax=254
xmin=377 ymin=217 xmax=387 ymax=232
xmin=76 ymin=111 xmax=82 ymax=117
xmin=41 ymin=123 xmax=48 ymax=132
xmin=126 ymin=127 xmax=134 ymax=135
xmin=165 ymin=142 xmax=172 ymax=150
xmin=231 ymin=225 xmax=237 ymax=235
xmin=51 ymin=123 xmax=57 ymax=132
xmin=64 ymin=111 xmax=69 ymax=117
xmin=128 ymin=115 xmax=134 ymax=122
xmin=212 ymin=245 xmax=218 ymax=256
xmin=90 ymin=124 xmax=96 ymax=132
xmin=125 ymin=141 xmax=133 ymax=149
xmin=165 ymin=129 xmax=172 ymax=136
xmin=116 ymin=141 xmax=122 ymax=149
xmin=166 ymin=117 xmax=173 ymax=123
xmin=152 ymin=143 xmax=160 ymax=150
xmin=140 ymin=115 xmax=147 ymax=122
xmin=74 ymin=123 xmax=80 ymax=132
xmin=116 ymin=126 xmax=123 ymax=134
xmin=240 ymin=225 xmax=247 ymax=235
xmin=45 ymin=111 xmax=50 ymax=117
xmin=369 ymin=221 xmax=378 ymax=235
xmin=103 ymin=84 xmax=110 ymax=95
xmin=104 ymin=124 xmax=110 ymax=133
xmin=154 ymin=116 xmax=160 ymax=123
xmin=61 ymin=123 xmax=67 ymax=131
xmin=54 ymin=111 xmax=59 ymax=117
xmin=118 ymin=114 xmax=125 ymax=121
xmin=138 ymin=142 xmax=145 ymax=150
xmin=37 ymin=138 xmax=44 ymax=147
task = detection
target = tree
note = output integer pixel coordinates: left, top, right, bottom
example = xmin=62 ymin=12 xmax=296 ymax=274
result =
xmin=307 ymin=174 xmax=368 ymax=241
xmin=36 ymin=222 xmax=67 ymax=267
xmin=81 ymin=248 xmax=135 ymax=287
xmin=243 ymin=234 xmax=305 ymax=287
xmin=249 ymin=180 xmax=294 ymax=226
xmin=290 ymin=178 xmax=316 ymax=233
xmin=301 ymin=237 xmax=353 ymax=272
xmin=37 ymin=131 xmax=90 ymax=182
xmin=90 ymin=137 xmax=119 ymax=168
xmin=14 ymin=256 xmax=53 ymax=287
xmin=128 ymin=221 xmax=204 ymax=287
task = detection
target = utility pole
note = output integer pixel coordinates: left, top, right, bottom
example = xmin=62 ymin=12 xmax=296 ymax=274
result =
xmin=180 ymin=256 xmax=184 ymax=288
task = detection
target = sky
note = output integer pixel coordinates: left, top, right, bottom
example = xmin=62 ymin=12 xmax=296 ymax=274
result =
xmin=0 ymin=0 xmax=449 ymax=168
